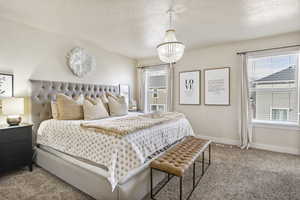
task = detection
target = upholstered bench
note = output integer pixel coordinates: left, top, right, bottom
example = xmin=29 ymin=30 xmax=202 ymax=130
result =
xmin=150 ymin=136 xmax=212 ymax=200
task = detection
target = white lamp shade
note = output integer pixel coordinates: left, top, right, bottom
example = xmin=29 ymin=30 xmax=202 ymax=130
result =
xmin=157 ymin=29 xmax=185 ymax=63
xmin=2 ymin=98 xmax=24 ymax=115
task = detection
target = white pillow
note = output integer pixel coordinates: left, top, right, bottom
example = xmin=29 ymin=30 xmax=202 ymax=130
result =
xmin=100 ymin=94 xmax=110 ymax=113
xmin=100 ymin=94 xmax=109 ymax=104
xmin=51 ymin=101 xmax=59 ymax=119
xmin=83 ymin=98 xmax=109 ymax=120
xmin=107 ymin=95 xmax=128 ymax=116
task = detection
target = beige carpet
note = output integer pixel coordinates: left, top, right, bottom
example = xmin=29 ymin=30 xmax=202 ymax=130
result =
xmin=0 ymin=144 xmax=299 ymax=200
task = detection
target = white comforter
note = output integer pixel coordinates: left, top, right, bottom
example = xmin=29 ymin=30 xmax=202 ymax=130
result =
xmin=37 ymin=112 xmax=194 ymax=190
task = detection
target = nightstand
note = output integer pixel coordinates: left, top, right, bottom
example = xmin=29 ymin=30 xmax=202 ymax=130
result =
xmin=0 ymin=124 xmax=33 ymax=172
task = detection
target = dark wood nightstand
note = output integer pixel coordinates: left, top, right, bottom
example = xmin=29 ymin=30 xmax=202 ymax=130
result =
xmin=0 ymin=124 xmax=33 ymax=172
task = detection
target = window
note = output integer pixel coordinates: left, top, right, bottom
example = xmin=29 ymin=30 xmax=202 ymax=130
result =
xmin=150 ymin=104 xmax=166 ymax=112
xmin=248 ymin=50 xmax=299 ymax=124
xmin=144 ymin=67 xmax=169 ymax=113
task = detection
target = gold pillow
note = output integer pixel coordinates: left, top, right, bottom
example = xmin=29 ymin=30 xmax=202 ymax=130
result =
xmin=83 ymin=98 xmax=109 ymax=120
xmin=56 ymin=94 xmax=84 ymax=120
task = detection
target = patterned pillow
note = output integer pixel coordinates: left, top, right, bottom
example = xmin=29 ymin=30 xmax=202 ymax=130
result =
xmin=56 ymin=94 xmax=84 ymax=120
xmin=107 ymin=94 xmax=128 ymax=116
xmin=83 ymin=98 xmax=109 ymax=120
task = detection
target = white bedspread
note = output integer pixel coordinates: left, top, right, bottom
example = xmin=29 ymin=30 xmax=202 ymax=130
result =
xmin=37 ymin=112 xmax=194 ymax=190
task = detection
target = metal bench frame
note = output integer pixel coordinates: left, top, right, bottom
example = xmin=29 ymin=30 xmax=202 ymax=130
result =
xmin=150 ymin=142 xmax=211 ymax=200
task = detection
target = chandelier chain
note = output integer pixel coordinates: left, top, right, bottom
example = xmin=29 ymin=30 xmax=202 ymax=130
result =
xmin=168 ymin=9 xmax=173 ymax=29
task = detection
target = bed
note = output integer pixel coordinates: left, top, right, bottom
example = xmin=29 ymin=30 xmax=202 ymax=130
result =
xmin=30 ymin=79 xmax=194 ymax=200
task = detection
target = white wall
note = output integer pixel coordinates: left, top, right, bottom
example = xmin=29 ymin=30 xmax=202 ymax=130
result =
xmin=0 ymin=17 xmax=137 ymax=122
xmin=139 ymin=31 xmax=300 ymax=155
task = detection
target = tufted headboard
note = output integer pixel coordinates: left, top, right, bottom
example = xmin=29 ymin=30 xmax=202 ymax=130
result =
xmin=30 ymin=79 xmax=119 ymax=138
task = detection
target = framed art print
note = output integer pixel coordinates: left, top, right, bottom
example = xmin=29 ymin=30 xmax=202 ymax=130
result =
xmin=179 ymin=70 xmax=200 ymax=105
xmin=204 ymin=67 xmax=230 ymax=106
xmin=0 ymin=73 xmax=13 ymax=98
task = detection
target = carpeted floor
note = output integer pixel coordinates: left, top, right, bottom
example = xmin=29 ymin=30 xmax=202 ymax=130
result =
xmin=0 ymin=144 xmax=299 ymax=200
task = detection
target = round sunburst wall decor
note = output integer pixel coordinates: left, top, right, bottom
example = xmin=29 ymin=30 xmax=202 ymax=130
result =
xmin=67 ymin=47 xmax=96 ymax=78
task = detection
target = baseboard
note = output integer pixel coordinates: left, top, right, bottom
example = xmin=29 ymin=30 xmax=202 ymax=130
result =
xmin=195 ymin=135 xmax=300 ymax=155
xmin=250 ymin=143 xmax=300 ymax=155
xmin=195 ymin=135 xmax=240 ymax=146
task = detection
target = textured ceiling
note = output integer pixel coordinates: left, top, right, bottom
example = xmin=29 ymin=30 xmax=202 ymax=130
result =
xmin=0 ymin=0 xmax=299 ymax=59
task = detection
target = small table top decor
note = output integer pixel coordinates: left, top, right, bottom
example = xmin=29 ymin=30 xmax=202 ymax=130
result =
xmin=1 ymin=97 xmax=25 ymax=126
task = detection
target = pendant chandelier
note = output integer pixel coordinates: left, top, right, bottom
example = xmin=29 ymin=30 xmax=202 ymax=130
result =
xmin=157 ymin=8 xmax=185 ymax=63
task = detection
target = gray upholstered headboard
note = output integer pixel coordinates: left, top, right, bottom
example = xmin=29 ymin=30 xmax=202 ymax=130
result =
xmin=30 ymin=79 xmax=119 ymax=137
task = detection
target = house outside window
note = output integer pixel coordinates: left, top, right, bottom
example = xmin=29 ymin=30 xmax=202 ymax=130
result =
xmin=271 ymin=108 xmax=289 ymax=121
xmin=248 ymin=51 xmax=299 ymax=125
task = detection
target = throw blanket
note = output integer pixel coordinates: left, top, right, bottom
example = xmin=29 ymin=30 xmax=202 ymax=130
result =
xmin=81 ymin=112 xmax=185 ymax=137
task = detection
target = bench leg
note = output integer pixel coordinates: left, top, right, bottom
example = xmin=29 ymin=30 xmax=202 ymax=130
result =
xmin=150 ymin=168 xmax=175 ymax=200
xmin=202 ymin=151 xmax=205 ymax=176
xmin=180 ymin=176 xmax=183 ymax=200
xmin=150 ymin=168 xmax=153 ymax=199
xmin=209 ymin=143 xmax=211 ymax=165
xmin=193 ymin=162 xmax=196 ymax=188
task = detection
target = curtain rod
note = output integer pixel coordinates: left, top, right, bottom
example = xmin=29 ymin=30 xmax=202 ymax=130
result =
xmin=237 ymin=44 xmax=300 ymax=55
xmin=137 ymin=63 xmax=170 ymax=68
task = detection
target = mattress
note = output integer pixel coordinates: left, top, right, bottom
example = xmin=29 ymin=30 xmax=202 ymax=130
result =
xmin=37 ymin=112 xmax=194 ymax=190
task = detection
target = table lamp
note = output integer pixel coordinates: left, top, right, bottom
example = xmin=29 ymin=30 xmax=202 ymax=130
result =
xmin=2 ymin=97 xmax=24 ymax=126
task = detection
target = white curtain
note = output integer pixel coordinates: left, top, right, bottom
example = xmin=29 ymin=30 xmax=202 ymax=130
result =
xmin=239 ymin=54 xmax=253 ymax=149
xmin=137 ymin=67 xmax=146 ymax=112
xmin=167 ymin=63 xmax=174 ymax=112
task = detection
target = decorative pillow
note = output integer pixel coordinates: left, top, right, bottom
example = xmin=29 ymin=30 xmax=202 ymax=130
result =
xmin=56 ymin=94 xmax=84 ymax=120
xmin=100 ymin=94 xmax=109 ymax=104
xmin=85 ymin=96 xmax=97 ymax=105
xmin=98 ymin=94 xmax=110 ymax=113
xmin=51 ymin=101 xmax=59 ymax=119
xmin=107 ymin=94 xmax=128 ymax=116
xmin=83 ymin=98 xmax=109 ymax=120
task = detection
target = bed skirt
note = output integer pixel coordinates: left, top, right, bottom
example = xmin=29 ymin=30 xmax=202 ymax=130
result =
xmin=36 ymin=148 xmax=165 ymax=200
